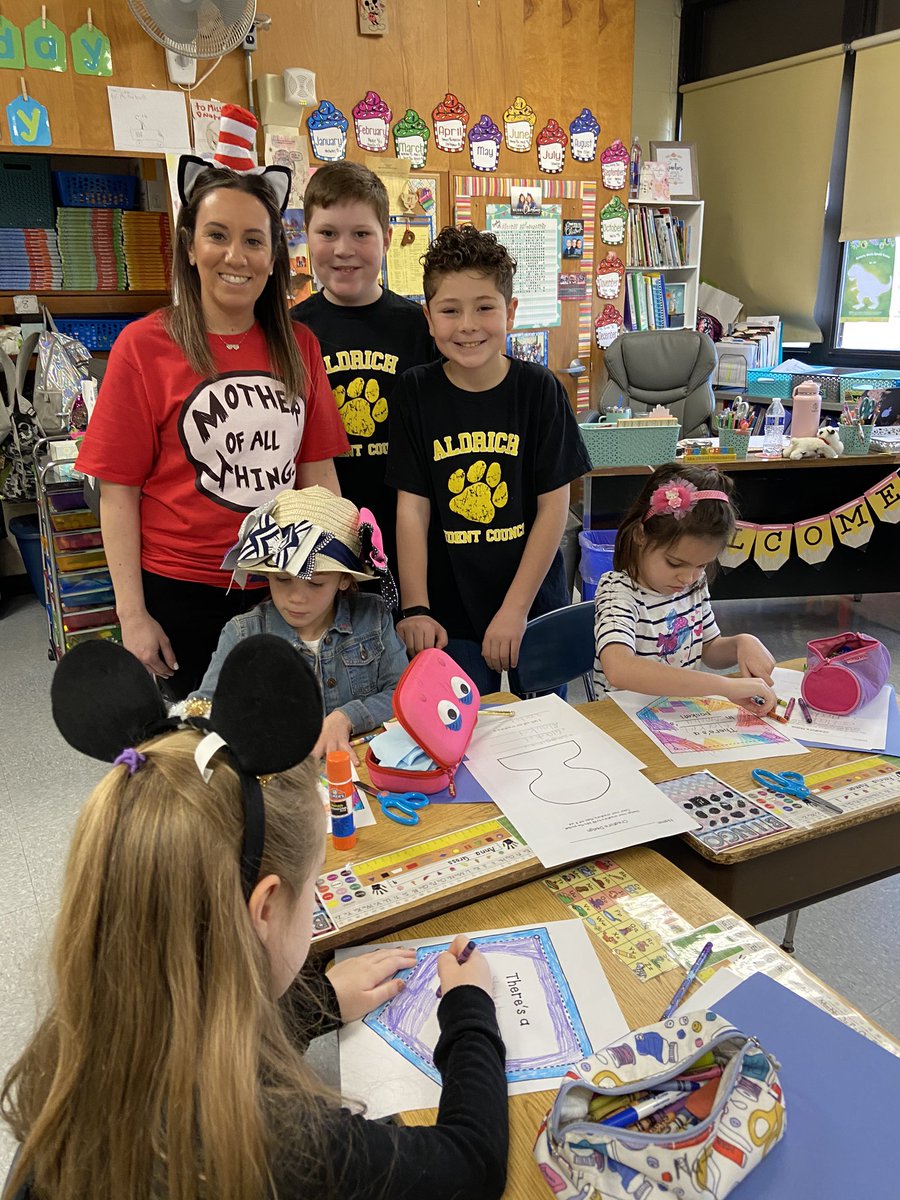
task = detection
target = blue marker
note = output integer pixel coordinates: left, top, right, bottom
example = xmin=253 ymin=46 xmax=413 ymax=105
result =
xmin=601 ymin=1090 xmax=687 ymax=1129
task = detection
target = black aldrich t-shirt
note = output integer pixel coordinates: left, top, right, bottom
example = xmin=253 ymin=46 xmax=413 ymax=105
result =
xmin=387 ymin=358 xmax=591 ymax=640
xmin=292 ymin=289 xmax=434 ymax=570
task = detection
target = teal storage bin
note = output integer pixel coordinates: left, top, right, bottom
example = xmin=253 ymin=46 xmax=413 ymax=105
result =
xmin=579 ymin=529 xmax=616 ymax=600
xmin=9 ymin=515 xmax=45 ymax=601
xmin=746 ymin=370 xmax=792 ymax=399
xmin=579 ymin=422 xmax=679 ymax=468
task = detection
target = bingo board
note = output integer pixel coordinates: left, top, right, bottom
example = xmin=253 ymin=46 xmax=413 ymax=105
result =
xmin=655 ymin=771 xmax=791 ymax=852
xmin=315 ymin=817 xmax=533 ymax=931
xmin=747 ymin=756 xmax=900 ymax=830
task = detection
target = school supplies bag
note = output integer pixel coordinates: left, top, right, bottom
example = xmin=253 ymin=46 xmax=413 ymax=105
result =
xmin=0 ymin=345 xmax=38 ymax=501
xmin=801 ymin=632 xmax=891 ymax=716
xmin=365 ymin=648 xmax=480 ymax=796
xmin=533 ymin=1009 xmax=785 ymax=1200
xmin=30 ymin=308 xmax=92 ymax=435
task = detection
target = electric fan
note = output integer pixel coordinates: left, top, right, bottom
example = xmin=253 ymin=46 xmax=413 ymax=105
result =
xmin=128 ymin=0 xmax=258 ymax=84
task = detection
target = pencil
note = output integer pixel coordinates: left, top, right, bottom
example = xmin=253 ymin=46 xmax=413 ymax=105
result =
xmin=349 ymin=730 xmax=381 ymax=747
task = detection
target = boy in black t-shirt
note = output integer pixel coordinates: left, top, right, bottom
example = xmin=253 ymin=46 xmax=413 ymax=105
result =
xmin=387 ymin=225 xmax=591 ymax=693
xmin=292 ymin=162 xmax=434 ymax=570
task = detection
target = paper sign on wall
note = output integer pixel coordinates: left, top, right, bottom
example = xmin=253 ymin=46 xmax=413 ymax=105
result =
xmin=6 ymin=93 xmax=51 ymax=145
xmin=393 ymin=108 xmax=429 ymax=168
xmin=831 ymin=496 xmax=876 ymax=548
xmin=503 ymin=96 xmax=536 ymax=153
xmin=70 ymin=21 xmax=112 ymax=76
xmin=306 ymin=100 xmax=348 ymax=161
xmin=753 ymin=524 xmax=792 ymax=573
xmin=865 ymin=472 xmax=900 ymax=523
xmin=353 ymin=90 xmax=392 ymax=152
xmin=108 ymin=86 xmax=191 ymax=153
xmin=25 ymin=16 xmax=66 ymax=72
xmin=468 ymin=114 xmax=502 ymax=172
xmin=569 ymin=108 xmax=600 ymax=162
xmin=793 ymin=515 xmax=834 ymax=566
xmin=718 ymin=522 xmax=755 ymax=570
xmin=0 ymin=17 xmax=25 ymax=70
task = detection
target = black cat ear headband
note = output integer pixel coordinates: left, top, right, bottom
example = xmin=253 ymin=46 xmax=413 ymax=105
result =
xmin=51 ymin=635 xmax=323 ymax=901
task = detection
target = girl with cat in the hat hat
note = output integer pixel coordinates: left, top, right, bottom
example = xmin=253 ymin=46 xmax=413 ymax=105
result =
xmin=77 ymin=105 xmax=349 ymax=700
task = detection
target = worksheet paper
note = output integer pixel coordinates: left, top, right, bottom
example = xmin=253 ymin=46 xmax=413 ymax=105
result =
xmin=463 ymin=695 xmax=698 ymax=866
xmin=609 ymin=690 xmax=808 ymax=768
xmin=337 ymin=919 xmax=627 ymax=1118
xmin=767 ymin=667 xmax=893 ymax=753
xmin=107 ymin=86 xmax=191 ymax=154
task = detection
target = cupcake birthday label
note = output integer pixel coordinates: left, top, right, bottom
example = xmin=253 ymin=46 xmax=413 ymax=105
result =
xmin=600 ymin=196 xmax=628 ymax=245
xmin=601 ymin=139 xmax=630 ymax=190
xmin=595 ymin=252 xmax=625 ymax=299
xmin=595 ymin=304 xmax=624 ymax=349
xmin=569 ymin=108 xmax=600 ymax=163
xmin=306 ymin=100 xmax=348 ymax=161
xmin=393 ymin=108 xmax=429 ymax=169
xmin=536 ymin=119 xmax=567 ymax=174
xmin=503 ymin=95 xmax=536 ymax=153
xmin=432 ymin=93 xmax=469 ymax=153
xmin=352 ymin=90 xmax=392 ymax=152
xmin=468 ymin=114 xmax=501 ymax=172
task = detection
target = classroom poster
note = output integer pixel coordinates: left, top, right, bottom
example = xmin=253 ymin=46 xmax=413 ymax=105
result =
xmin=840 ymin=238 xmax=895 ymax=322
xmin=486 ymin=203 xmax=561 ymax=328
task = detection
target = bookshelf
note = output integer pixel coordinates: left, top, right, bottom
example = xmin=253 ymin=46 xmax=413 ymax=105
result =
xmin=625 ymin=199 xmax=704 ymax=333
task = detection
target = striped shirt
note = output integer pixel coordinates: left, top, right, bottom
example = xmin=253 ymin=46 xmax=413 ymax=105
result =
xmin=592 ymin=570 xmax=720 ymax=694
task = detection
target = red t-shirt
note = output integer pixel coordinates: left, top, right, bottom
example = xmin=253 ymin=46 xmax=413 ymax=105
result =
xmin=76 ymin=311 xmax=349 ymax=586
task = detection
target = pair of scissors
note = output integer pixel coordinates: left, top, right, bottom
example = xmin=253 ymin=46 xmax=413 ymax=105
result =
xmin=356 ymin=781 xmax=430 ymax=826
xmin=750 ymin=769 xmax=809 ymax=799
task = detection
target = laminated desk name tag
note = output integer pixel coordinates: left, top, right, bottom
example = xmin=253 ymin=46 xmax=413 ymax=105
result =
xmin=802 ymin=632 xmax=891 ymax=716
xmin=534 ymin=1009 xmax=785 ymax=1200
xmin=366 ymin=648 xmax=480 ymax=796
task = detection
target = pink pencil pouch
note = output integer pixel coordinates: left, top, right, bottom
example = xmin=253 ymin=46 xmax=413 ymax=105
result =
xmin=801 ymin=632 xmax=891 ymax=715
xmin=365 ymin=648 xmax=481 ymax=796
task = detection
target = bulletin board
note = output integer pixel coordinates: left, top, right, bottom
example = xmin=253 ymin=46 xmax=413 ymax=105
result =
xmin=454 ymin=175 xmax=597 ymax=413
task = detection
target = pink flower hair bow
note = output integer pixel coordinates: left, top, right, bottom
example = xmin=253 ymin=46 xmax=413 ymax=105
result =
xmin=644 ymin=481 xmax=729 ymax=522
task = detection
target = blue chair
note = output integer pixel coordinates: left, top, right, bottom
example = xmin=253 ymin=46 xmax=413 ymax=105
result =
xmin=515 ymin=601 xmax=596 ymax=700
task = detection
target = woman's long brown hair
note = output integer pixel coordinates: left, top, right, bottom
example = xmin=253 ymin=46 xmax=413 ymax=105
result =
xmin=164 ymin=170 xmax=307 ymax=400
xmin=2 ymin=732 xmax=336 ymax=1200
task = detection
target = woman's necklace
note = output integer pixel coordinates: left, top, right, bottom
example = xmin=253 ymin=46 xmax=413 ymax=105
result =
xmin=210 ymin=324 xmax=254 ymax=352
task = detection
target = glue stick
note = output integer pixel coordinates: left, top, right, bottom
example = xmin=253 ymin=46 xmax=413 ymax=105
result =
xmin=327 ymin=750 xmax=357 ymax=851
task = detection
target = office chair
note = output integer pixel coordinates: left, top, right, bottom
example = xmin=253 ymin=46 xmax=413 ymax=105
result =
xmin=516 ymin=601 xmax=596 ymax=700
xmin=599 ymin=329 xmax=717 ymax=437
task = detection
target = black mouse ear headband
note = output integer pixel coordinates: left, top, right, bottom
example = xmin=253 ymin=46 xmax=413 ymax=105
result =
xmin=51 ymin=636 xmax=323 ymax=901
xmin=177 ymin=102 xmax=292 ymax=215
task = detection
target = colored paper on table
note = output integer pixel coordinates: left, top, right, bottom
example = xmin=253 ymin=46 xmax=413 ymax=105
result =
xmin=337 ymin=919 xmax=627 ymax=1117
xmin=713 ymin=973 xmax=900 ymax=1197
xmin=766 ymin=668 xmax=894 ymax=753
xmin=609 ymin=690 xmax=808 ymax=768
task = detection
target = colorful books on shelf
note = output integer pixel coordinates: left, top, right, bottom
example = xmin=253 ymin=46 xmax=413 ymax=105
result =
xmin=626 ymin=205 xmax=690 ymax=268
xmin=0 ymin=228 xmax=64 ymax=290
xmin=624 ymin=271 xmax=669 ymax=331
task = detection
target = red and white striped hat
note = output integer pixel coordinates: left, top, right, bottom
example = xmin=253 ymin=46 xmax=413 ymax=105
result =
xmin=177 ymin=103 xmax=292 ymax=213
xmin=214 ymin=104 xmax=258 ymax=171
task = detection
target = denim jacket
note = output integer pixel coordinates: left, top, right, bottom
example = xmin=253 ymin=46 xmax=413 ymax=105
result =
xmin=191 ymin=591 xmax=408 ymax=735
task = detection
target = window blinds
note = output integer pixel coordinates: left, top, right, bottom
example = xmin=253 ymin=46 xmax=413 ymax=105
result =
xmin=840 ymin=40 xmax=900 ymax=242
xmin=681 ymin=51 xmax=843 ymax=342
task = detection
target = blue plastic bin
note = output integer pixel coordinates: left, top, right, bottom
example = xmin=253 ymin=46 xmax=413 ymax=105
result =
xmin=578 ymin=529 xmax=616 ymax=600
xmin=9 ymin=515 xmax=45 ymax=602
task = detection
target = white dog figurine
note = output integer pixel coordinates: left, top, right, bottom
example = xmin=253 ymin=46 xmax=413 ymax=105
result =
xmin=783 ymin=426 xmax=844 ymax=460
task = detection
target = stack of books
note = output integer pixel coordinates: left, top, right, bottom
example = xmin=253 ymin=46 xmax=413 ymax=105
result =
xmin=624 ymin=270 xmax=669 ymax=331
xmin=122 ymin=212 xmax=172 ymax=291
xmin=56 ymin=208 xmax=126 ymax=291
xmin=0 ymin=228 xmax=63 ymax=290
xmin=626 ymin=205 xmax=691 ymax=268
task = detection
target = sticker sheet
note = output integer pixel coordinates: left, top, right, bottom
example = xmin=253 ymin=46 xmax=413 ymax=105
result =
xmin=655 ymin=771 xmax=791 ymax=853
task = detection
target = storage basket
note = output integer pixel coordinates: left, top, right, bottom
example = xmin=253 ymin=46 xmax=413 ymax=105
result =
xmin=54 ymin=317 xmax=136 ymax=351
xmin=841 ymin=423 xmax=875 ymax=456
xmin=839 ymin=371 xmax=900 ymax=401
xmin=48 ymin=508 xmax=95 ymax=532
xmin=0 ymin=153 xmax=55 ymax=228
xmin=53 ymin=170 xmax=139 ymax=209
xmin=718 ymin=428 xmax=750 ymax=459
xmin=795 ymin=372 xmax=841 ymax=404
xmin=579 ymin=422 xmax=679 ymax=468
xmin=745 ymin=369 xmax=792 ymax=399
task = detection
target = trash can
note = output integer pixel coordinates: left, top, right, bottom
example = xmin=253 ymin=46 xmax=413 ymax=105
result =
xmin=578 ymin=529 xmax=616 ymax=601
xmin=9 ymin=514 xmax=45 ymax=602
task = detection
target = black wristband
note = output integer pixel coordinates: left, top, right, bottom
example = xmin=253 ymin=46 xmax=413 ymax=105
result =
xmin=400 ymin=605 xmax=432 ymax=620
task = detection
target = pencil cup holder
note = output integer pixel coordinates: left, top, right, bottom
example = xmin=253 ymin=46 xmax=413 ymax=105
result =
xmin=718 ymin=429 xmax=750 ymax=459
xmin=841 ymin=423 xmax=874 ymax=455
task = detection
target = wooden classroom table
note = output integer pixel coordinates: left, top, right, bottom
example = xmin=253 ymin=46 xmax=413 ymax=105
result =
xmin=315 ymin=669 xmax=900 ymax=950
xmin=582 ymin=450 xmax=900 ymax=600
xmin=384 ymin=847 xmax=898 ymax=1200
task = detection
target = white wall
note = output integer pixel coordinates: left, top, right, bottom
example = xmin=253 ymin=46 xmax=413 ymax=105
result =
xmin=631 ymin=0 xmax=681 ymax=151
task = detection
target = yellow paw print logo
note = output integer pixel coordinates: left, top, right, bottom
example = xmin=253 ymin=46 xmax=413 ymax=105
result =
xmin=334 ymin=376 xmax=388 ymax=438
xmin=448 ymin=460 xmax=508 ymax=524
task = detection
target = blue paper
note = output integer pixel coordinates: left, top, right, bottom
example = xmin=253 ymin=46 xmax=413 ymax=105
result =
xmin=716 ymin=972 xmax=900 ymax=1196
xmin=799 ymin=685 xmax=900 ymax=754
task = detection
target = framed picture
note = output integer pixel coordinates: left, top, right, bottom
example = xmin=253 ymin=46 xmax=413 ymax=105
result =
xmin=507 ymin=330 xmax=549 ymax=366
xmin=649 ymin=141 xmax=700 ymax=200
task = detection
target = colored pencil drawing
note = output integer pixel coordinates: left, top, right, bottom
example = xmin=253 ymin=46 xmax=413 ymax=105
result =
xmin=497 ymin=738 xmax=611 ymax=804
xmin=363 ymin=927 xmax=592 ymax=1083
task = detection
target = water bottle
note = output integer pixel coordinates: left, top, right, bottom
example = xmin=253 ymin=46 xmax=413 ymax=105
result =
xmin=763 ymin=397 xmax=786 ymax=455
xmin=629 ymin=136 xmax=642 ymax=199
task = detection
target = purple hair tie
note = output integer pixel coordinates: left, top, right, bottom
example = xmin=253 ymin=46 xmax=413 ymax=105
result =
xmin=114 ymin=747 xmax=146 ymax=775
